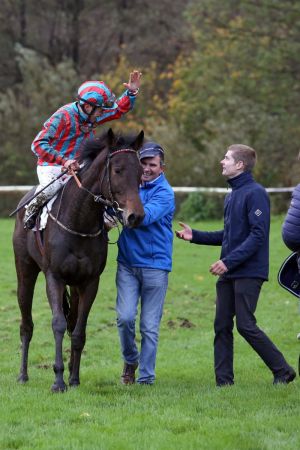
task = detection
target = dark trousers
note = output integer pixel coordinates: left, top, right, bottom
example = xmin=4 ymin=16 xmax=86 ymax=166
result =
xmin=214 ymin=277 xmax=290 ymax=385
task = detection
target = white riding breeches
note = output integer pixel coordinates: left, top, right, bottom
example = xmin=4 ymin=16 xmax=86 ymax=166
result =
xmin=35 ymin=165 xmax=71 ymax=198
xmin=25 ymin=166 xmax=71 ymax=214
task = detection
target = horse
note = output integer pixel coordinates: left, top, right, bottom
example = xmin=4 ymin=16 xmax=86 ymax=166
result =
xmin=12 ymin=128 xmax=145 ymax=392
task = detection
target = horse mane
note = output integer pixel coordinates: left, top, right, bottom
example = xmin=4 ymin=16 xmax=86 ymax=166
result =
xmin=109 ymin=132 xmax=140 ymax=153
xmin=78 ymin=130 xmax=141 ymax=169
xmin=77 ymin=134 xmax=107 ymax=167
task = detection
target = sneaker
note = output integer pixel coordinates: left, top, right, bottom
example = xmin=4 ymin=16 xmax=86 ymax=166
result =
xmin=121 ymin=362 xmax=138 ymax=385
xmin=273 ymin=367 xmax=296 ymax=385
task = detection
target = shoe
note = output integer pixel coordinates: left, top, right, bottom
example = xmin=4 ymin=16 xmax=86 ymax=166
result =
xmin=121 ymin=362 xmax=138 ymax=385
xmin=273 ymin=367 xmax=296 ymax=385
xmin=138 ymin=381 xmax=153 ymax=385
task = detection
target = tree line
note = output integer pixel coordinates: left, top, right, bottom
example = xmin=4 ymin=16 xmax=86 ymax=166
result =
xmin=1 ymin=0 xmax=300 ymax=189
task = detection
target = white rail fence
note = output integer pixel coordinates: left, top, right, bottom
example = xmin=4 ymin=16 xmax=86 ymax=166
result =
xmin=0 ymin=186 xmax=295 ymax=193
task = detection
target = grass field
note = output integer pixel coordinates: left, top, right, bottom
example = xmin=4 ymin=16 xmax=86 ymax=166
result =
xmin=0 ymin=217 xmax=299 ymax=450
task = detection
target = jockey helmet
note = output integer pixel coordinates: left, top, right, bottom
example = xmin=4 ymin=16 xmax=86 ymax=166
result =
xmin=77 ymin=81 xmax=117 ymax=110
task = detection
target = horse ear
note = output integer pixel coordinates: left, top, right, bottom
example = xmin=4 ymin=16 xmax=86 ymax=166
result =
xmin=131 ymin=130 xmax=144 ymax=151
xmin=107 ymin=128 xmax=116 ymax=147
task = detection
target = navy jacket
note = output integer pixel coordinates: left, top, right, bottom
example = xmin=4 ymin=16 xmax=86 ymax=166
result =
xmin=282 ymin=184 xmax=300 ymax=251
xmin=191 ymin=171 xmax=270 ymax=280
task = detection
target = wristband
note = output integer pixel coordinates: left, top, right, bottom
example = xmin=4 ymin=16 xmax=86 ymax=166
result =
xmin=128 ymin=88 xmax=139 ymax=96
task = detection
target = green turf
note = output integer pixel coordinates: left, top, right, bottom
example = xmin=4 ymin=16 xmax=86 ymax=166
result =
xmin=0 ymin=217 xmax=299 ymax=450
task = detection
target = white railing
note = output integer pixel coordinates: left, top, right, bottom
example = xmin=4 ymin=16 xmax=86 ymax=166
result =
xmin=172 ymin=187 xmax=294 ymax=193
xmin=0 ymin=186 xmax=35 ymax=192
xmin=0 ymin=186 xmax=295 ymax=193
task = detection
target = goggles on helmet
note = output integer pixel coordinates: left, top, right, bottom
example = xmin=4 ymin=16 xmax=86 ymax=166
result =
xmin=101 ymin=93 xmax=116 ymax=110
xmin=78 ymin=93 xmax=116 ymax=110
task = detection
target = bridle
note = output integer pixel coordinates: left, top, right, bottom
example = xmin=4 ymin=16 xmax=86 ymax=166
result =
xmin=48 ymin=148 xmax=139 ymax=238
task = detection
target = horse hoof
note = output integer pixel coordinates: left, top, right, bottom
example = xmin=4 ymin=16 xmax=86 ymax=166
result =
xmin=69 ymin=380 xmax=80 ymax=388
xmin=51 ymin=382 xmax=67 ymax=393
xmin=17 ymin=374 xmax=29 ymax=384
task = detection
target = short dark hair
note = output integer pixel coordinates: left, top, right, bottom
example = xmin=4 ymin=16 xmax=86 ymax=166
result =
xmin=228 ymin=144 xmax=257 ymax=171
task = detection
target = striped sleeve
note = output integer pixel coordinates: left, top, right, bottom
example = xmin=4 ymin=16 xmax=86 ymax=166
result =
xmin=31 ymin=111 xmax=69 ymax=165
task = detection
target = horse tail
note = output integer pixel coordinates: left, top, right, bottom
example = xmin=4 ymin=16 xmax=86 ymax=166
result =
xmin=63 ymin=287 xmax=71 ymax=329
xmin=64 ymin=287 xmax=79 ymax=336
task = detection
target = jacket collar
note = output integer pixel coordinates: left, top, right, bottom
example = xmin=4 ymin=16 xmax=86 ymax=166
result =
xmin=141 ymin=173 xmax=164 ymax=189
xmin=227 ymin=171 xmax=254 ymax=190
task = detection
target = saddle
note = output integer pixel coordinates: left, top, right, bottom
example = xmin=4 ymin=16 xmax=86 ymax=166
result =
xmin=278 ymin=252 xmax=300 ymax=298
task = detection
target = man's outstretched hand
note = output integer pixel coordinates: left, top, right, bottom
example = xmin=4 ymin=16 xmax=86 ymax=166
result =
xmin=175 ymin=222 xmax=193 ymax=241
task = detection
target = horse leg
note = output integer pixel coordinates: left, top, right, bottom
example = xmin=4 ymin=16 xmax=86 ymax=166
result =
xmin=69 ymin=279 xmax=99 ymax=387
xmin=16 ymin=258 xmax=40 ymax=383
xmin=67 ymin=287 xmax=79 ymax=379
xmin=46 ymin=273 xmax=68 ymax=392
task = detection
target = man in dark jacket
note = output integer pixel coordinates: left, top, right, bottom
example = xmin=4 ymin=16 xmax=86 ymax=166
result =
xmin=176 ymin=144 xmax=296 ymax=386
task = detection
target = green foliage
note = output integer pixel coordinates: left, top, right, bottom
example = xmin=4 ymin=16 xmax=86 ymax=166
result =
xmin=1 ymin=0 xmax=300 ymax=190
xmin=1 ymin=217 xmax=299 ymax=449
xmin=0 ymin=44 xmax=79 ymax=184
xmin=177 ymin=192 xmax=224 ymax=221
xmin=170 ymin=0 xmax=300 ymax=187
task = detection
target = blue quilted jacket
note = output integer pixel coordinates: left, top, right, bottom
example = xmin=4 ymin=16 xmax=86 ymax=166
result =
xmin=282 ymin=184 xmax=300 ymax=251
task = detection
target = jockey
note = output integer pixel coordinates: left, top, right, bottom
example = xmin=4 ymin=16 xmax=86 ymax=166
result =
xmin=24 ymin=70 xmax=142 ymax=229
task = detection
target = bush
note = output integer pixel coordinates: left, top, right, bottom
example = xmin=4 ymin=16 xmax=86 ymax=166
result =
xmin=177 ymin=192 xmax=224 ymax=221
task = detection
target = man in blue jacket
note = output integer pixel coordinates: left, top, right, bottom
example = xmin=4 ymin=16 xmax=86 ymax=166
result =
xmin=176 ymin=144 xmax=296 ymax=386
xmin=116 ymin=141 xmax=175 ymax=385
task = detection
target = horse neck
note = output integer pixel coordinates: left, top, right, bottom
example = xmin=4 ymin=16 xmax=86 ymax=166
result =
xmin=59 ymin=159 xmax=107 ymax=227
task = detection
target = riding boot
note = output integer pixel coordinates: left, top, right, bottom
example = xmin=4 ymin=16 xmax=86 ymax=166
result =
xmin=23 ymin=193 xmax=48 ymax=230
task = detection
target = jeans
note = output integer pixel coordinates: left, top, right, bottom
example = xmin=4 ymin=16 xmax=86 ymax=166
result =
xmin=214 ymin=277 xmax=292 ymax=385
xmin=116 ymin=262 xmax=168 ymax=384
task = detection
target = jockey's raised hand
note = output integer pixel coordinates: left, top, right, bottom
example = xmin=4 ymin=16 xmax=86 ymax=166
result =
xmin=123 ymin=70 xmax=142 ymax=93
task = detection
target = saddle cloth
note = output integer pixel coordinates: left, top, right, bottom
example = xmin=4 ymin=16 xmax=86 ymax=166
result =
xmin=34 ymin=195 xmax=57 ymax=231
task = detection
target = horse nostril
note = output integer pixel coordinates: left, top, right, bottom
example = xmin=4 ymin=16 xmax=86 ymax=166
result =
xmin=127 ymin=213 xmax=144 ymax=228
xmin=127 ymin=213 xmax=136 ymax=227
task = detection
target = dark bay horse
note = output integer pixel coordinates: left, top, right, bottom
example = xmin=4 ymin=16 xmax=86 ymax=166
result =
xmin=13 ymin=128 xmax=144 ymax=392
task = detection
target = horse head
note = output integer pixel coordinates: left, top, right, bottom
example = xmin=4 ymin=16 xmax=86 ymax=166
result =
xmin=106 ymin=128 xmax=145 ymax=228
xmin=79 ymin=128 xmax=145 ymax=228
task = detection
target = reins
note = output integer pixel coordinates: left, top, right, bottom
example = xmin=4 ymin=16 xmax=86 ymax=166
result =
xmin=48 ymin=209 xmax=104 ymax=237
xmin=48 ymin=148 xmax=138 ymax=238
